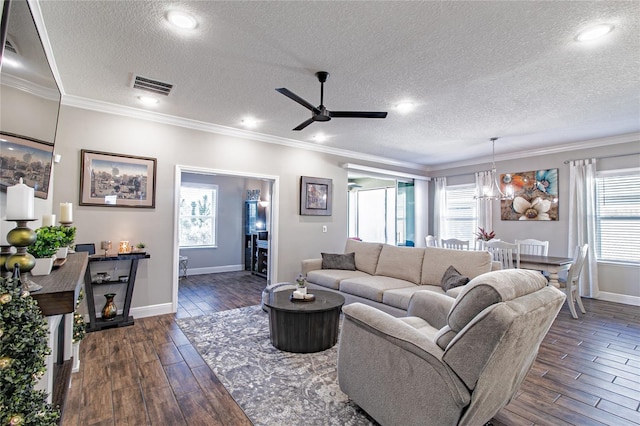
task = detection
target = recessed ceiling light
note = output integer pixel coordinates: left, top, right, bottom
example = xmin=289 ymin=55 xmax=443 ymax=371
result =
xmin=313 ymin=133 xmax=327 ymax=143
xmin=166 ymin=10 xmax=198 ymax=30
xmin=137 ymin=96 xmax=159 ymax=106
xmin=396 ymin=102 xmax=415 ymax=114
xmin=576 ymin=23 xmax=614 ymax=42
xmin=241 ymin=117 xmax=258 ymax=129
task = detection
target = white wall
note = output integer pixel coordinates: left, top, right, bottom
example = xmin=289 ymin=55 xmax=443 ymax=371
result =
xmin=50 ymin=105 xmax=349 ymax=312
xmin=429 ymin=139 xmax=640 ymax=302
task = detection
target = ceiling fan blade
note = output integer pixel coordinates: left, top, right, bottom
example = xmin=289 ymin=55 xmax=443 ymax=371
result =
xmin=293 ymin=118 xmax=315 ymax=131
xmin=329 ymin=111 xmax=388 ymax=119
xmin=276 ymin=88 xmax=319 ymax=113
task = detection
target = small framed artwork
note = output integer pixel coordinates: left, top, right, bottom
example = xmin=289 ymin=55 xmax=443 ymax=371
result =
xmin=0 ymin=132 xmax=54 ymax=199
xmin=300 ymin=176 xmax=332 ymax=216
xmin=80 ymin=149 xmax=157 ymax=208
xmin=500 ymin=168 xmax=559 ymax=221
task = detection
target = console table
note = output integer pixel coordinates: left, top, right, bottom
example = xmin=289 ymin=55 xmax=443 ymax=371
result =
xmin=84 ymin=253 xmax=150 ymax=332
xmin=29 ymin=252 xmax=87 ymax=412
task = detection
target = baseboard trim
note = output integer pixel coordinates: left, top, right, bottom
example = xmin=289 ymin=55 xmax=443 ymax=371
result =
xmin=186 ymin=264 xmax=244 ymax=276
xmin=597 ymin=291 xmax=640 ymax=307
xmin=130 ymin=303 xmax=174 ymax=318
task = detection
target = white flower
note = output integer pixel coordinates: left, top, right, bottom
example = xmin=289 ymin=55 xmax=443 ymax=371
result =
xmin=513 ymin=196 xmax=551 ymax=221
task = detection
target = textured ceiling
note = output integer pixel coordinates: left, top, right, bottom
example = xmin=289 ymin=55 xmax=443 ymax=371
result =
xmin=30 ymin=1 xmax=640 ymax=168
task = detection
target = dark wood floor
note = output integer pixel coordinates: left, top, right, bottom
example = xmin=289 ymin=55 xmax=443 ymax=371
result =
xmin=61 ymin=272 xmax=640 ymax=425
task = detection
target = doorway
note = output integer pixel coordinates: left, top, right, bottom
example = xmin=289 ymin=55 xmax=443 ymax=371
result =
xmin=172 ymin=165 xmax=279 ymax=313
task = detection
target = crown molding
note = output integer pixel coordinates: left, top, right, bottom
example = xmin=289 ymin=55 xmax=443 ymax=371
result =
xmin=28 ymin=0 xmax=65 ymax=94
xmin=0 ymin=73 xmax=59 ymax=101
xmin=60 ymin=95 xmax=428 ymax=171
xmin=430 ymin=132 xmax=640 ymax=171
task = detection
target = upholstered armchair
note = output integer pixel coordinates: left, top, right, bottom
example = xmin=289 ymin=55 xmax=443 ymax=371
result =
xmin=338 ymin=269 xmax=565 ymax=426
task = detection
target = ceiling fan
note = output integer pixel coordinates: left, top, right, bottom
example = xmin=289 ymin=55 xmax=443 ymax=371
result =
xmin=276 ymin=71 xmax=388 ymax=131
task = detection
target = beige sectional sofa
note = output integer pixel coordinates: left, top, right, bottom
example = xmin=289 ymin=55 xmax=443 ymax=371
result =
xmin=302 ymin=239 xmax=499 ymax=317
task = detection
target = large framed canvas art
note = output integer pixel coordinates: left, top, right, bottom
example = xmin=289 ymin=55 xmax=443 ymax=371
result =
xmin=500 ymin=169 xmax=559 ymax=221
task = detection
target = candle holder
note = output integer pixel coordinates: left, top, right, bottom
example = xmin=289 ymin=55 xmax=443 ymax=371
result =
xmin=59 ymin=221 xmax=73 ymax=227
xmin=101 ymin=240 xmax=112 ymax=257
xmin=4 ymin=219 xmax=42 ymax=292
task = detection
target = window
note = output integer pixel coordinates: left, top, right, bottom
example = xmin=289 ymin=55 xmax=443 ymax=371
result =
xmin=179 ymin=184 xmax=218 ymax=247
xmin=442 ymin=183 xmax=477 ymax=243
xmin=595 ymin=168 xmax=640 ymax=264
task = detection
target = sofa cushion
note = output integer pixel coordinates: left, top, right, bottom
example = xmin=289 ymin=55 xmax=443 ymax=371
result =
xmin=321 ymin=252 xmax=356 ymax=270
xmin=421 ymin=247 xmax=492 ymax=286
xmin=345 ymin=239 xmax=383 ymax=275
xmin=340 ymin=276 xmax=415 ymax=303
xmin=383 ymin=285 xmax=445 ymax=310
xmin=307 ymin=269 xmax=370 ymax=290
xmin=440 ymin=265 xmax=470 ymax=291
xmin=375 ymin=245 xmax=425 ymax=284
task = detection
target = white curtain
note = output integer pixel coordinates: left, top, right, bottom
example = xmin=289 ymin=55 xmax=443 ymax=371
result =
xmin=433 ymin=177 xmax=447 ymax=241
xmin=475 ymin=171 xmax=494 ymax=232
xmin=568 ymin=159 xmax=599 ymax=298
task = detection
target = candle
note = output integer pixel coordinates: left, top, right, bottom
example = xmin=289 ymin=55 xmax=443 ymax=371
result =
xmin=60 ymin=203 xmax=73 ymax=222
xmin=119 ymin=241 xmax=130 ymax=254
xmin=6 ymin=178 xmax=35 ymax=219
xmin=42 ymin=214 xmax=56 ymax=227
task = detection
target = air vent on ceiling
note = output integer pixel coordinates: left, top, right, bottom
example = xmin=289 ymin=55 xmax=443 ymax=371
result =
xmin=131 ymin=74 xmax=173 ymax=96
xmin=4 ymin=36 xmax=17 ymax=54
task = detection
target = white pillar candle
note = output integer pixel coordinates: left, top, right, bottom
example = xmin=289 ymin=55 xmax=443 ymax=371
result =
xmin=42 ymin=214 xmax=56 ymax=227
xmin=6 ymin=178 xmax=35 ymax=219
xmin=60 ymin=203 xmax=73 ymax=222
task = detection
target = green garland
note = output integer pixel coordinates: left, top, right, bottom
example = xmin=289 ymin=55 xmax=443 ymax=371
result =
xmin=0 ymin=276 xmax=60 ymax=425
xmin=72 ymin=289 xmax=86 ymax=344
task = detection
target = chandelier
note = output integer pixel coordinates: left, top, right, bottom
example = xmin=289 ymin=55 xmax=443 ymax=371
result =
xmin=474 ymin=137 xmax=514 ymax=201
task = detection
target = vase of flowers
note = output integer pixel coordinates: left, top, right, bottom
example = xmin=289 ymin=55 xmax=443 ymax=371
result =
xmin=295 ymin=274 xmax=307 ymax=295
xmin=475 ymin=228 xmax=496 ymax=250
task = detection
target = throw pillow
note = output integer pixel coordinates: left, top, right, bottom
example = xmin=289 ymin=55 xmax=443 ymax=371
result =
xmin=321 ymin=252 xmax=356 ymax=270
xmin=441 ymin=265 xmax=470 ymax=291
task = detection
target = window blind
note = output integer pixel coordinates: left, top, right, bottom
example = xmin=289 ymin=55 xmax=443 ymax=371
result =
xmin=444 ymin=184 xmax=477 ymax=243
xmin=595 ymin=169 xmax=640 ymax=264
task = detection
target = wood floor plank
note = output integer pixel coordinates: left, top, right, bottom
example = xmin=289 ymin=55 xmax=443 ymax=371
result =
xmin=555 ymin=395 xmax=640 ymax=426
xmin=144 ymin=386 xmax=186 ymax=426
xmin=112 ymin=386 xmax=149 ymax=426
xmin=165 ymin=362 xmax=201 ymax=395
xmin=156 ymin=341 xmax=184 ymax=366
xmin=137 ymin=358 xmax=170 ymax=390
xmin=175 ymin=390 xmax=224 ymax=426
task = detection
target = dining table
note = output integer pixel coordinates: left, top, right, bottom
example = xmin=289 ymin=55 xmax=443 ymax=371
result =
xmin=518 ymin=254 xmax=573 ymax=287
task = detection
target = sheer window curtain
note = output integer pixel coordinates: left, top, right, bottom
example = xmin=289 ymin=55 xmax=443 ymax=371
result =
xmin=568 ymin=159 xmax=599 ymax=298
xmin=433 ymin=177 xmax=447 ymax=241
xmin=475 ymin=171 xmax=494 ymax=232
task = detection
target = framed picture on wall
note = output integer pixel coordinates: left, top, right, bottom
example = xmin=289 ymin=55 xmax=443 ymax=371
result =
xmin=300 ymin=176 xmax=332 ymax=216
xmin=500 ymin=168 xmax=559 ymax=221
xmin=0 ymin=132 xmax=54 ymax=199
xmin=80 ymin=149 xmax=157 ymax=208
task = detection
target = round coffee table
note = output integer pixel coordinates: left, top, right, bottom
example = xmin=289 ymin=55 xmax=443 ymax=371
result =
xmin=263 ymin=289 xmax=345 ymax=353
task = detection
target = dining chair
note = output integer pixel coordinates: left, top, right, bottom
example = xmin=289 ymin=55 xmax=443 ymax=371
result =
xmin=485 ymin=240 xmax=519 ymax=269
xmin=425 ymin=235 xmax=438 ymax=247
xmin=516 ymin=239 xmax=549 ymax=256
xmin=559 ymin=244 xmax=589 ymax=319
xmin=440 ymin=238 xmax=469 ymax=250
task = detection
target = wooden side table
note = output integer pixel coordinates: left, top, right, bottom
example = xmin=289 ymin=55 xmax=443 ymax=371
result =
xmin=263 ymin=289 xmax=344 ymax=353
xmin=84 ymin=252 xmax=150 ymax=332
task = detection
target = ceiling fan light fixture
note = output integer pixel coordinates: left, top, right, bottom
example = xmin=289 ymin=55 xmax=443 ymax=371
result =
xmin=166 ymin=10 xmax=198 ymax=30
xmin=576 ymin=23 xmax=614 ymax=42
xmin=474 ymin=137 xmax=514 ymax=201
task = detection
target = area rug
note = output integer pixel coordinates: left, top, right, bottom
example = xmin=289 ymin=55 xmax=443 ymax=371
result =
xmin=176 ymin=305 xmax=377 ymax=426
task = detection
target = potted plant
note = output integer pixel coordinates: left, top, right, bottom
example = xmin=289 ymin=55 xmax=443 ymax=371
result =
xmin=50 ymin=226 xmax=76 ymax=259
xmin=133 ymin=242 xmax=146 ymax=253
xmin=27 ymin=227 xmax=64 ymax=276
